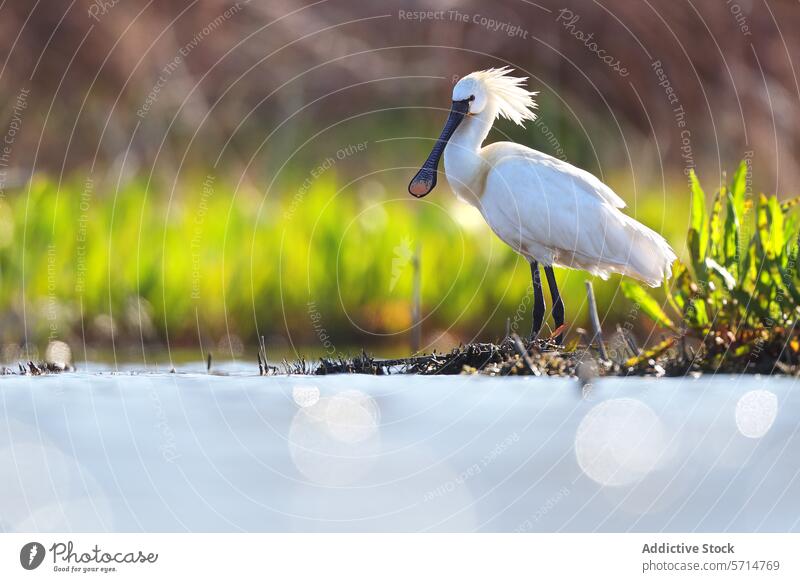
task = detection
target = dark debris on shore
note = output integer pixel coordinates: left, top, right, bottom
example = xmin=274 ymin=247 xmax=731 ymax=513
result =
xmin=294 ymin=334 xmax=695 ymax=379
xmin=2 ymin=361 xmax=73 ymax=376
xmin=285 ymin=328 xmax=800 ymax=378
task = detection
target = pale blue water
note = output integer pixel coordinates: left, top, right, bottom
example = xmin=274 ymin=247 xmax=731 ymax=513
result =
xmin=1 ymin=371 xmax=798 ymax=532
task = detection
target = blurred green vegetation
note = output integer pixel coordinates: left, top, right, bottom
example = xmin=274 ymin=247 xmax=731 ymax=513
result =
xmin=0 ymin=172 xmax=689 ymax=356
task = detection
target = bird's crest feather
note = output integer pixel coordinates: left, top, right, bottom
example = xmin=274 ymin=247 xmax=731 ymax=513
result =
xmin=469 ymin=66 xmax=538 ymax=126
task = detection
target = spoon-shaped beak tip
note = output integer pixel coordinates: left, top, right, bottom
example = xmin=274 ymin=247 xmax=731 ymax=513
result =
xmin=408 ymin=168 xmax=436 ymax=198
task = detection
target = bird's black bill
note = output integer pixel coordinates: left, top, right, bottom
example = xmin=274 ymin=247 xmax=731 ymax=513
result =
xmin=408 ymin=99 xmax=470 ymax=198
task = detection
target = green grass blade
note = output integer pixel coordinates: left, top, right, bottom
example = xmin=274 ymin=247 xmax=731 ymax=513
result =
xmin=624 ymin=336 xmax=676 ymax=368
xmin=730 ymin=160 xmax=748 ymax=217
xmin=708 ymin=187 xmax=723 ymax=261
xmin=723 ymin=190 xmax=740 ymax=276
xmin=621 ymin=279 xmax=676 ymax=331
xmin=767 ymin=195 xmax=785 ymax=257
xmin=756 ymin=193 xmax=774 ymax=259
xmin=774 ymin=258 xmax=800 ymax=309
xmin=688 ymin=170 xmax=709 ymax=278
xmin=689 ymin=297 xmax=709 ymax=328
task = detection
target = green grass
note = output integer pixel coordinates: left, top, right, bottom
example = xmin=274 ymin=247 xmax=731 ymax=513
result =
xmin=0 ymin=172 xmax=688 ymax=354
xmin=622 ymin=161 xmax=800 ymax=371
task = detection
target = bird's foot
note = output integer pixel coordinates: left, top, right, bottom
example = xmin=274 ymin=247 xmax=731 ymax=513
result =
xmin=527 ymin=333 xmax=564 ymax=352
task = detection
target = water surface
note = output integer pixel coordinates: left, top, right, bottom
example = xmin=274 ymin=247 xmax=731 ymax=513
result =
xmin=1 ymin=371 xmax=798 ymax=532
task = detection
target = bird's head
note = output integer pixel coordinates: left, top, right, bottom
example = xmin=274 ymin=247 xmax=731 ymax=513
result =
xmin=409 ymin=67 xmax=538 ymax=198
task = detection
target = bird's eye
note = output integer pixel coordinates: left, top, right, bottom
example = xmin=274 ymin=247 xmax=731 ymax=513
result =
xmin=469 ymin=95 xmax=475 ymax=101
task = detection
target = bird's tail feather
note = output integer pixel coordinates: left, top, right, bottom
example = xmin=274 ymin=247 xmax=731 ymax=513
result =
xmin=560 ymin=213 xmax=676 ymax=287
xmin=611 ymin=214 xmax=676 ymax=286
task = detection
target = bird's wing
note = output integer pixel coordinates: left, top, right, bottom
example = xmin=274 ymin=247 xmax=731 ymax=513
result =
xmin=482 ymin=155 xmax=614 ymax=261
xmin=482 ymin=143 xmax=626 ymax=208
xmin=481 ymin=150 xmax=674 ymax=284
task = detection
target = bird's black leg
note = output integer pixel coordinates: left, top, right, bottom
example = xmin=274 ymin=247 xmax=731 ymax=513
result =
xmin=544 ymin=266 xmax=565 ymax=345
xmin=530 ymin=260 xmax=545 ymax=341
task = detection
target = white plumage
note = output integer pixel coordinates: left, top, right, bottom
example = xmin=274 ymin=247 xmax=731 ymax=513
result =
xmin=441 ymin=67 xmax=675 ymax=287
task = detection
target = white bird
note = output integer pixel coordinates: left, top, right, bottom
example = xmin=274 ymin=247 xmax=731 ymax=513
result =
xmin=409 ymin=67 xmax=676 ymax=343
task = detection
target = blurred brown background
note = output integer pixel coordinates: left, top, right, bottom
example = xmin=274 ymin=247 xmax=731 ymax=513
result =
xmin=1 ymin=0 xmax=796 ymax=190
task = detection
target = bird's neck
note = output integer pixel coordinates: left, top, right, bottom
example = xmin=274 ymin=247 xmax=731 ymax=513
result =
xmin=443 ymin=105 xmax=495 ymax=203
xmin=452 ymin=105 xmax=495 ymax=152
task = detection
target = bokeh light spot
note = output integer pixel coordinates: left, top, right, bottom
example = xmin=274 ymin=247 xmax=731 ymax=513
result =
xmin=575 ymin=398 xmax=666 ymax=487
xmin=735 ymin=389 xmax=778 ymax=439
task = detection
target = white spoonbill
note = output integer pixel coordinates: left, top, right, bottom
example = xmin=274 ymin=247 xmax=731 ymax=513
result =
xmin=409 ymin=67 xmax=676 ymax=343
